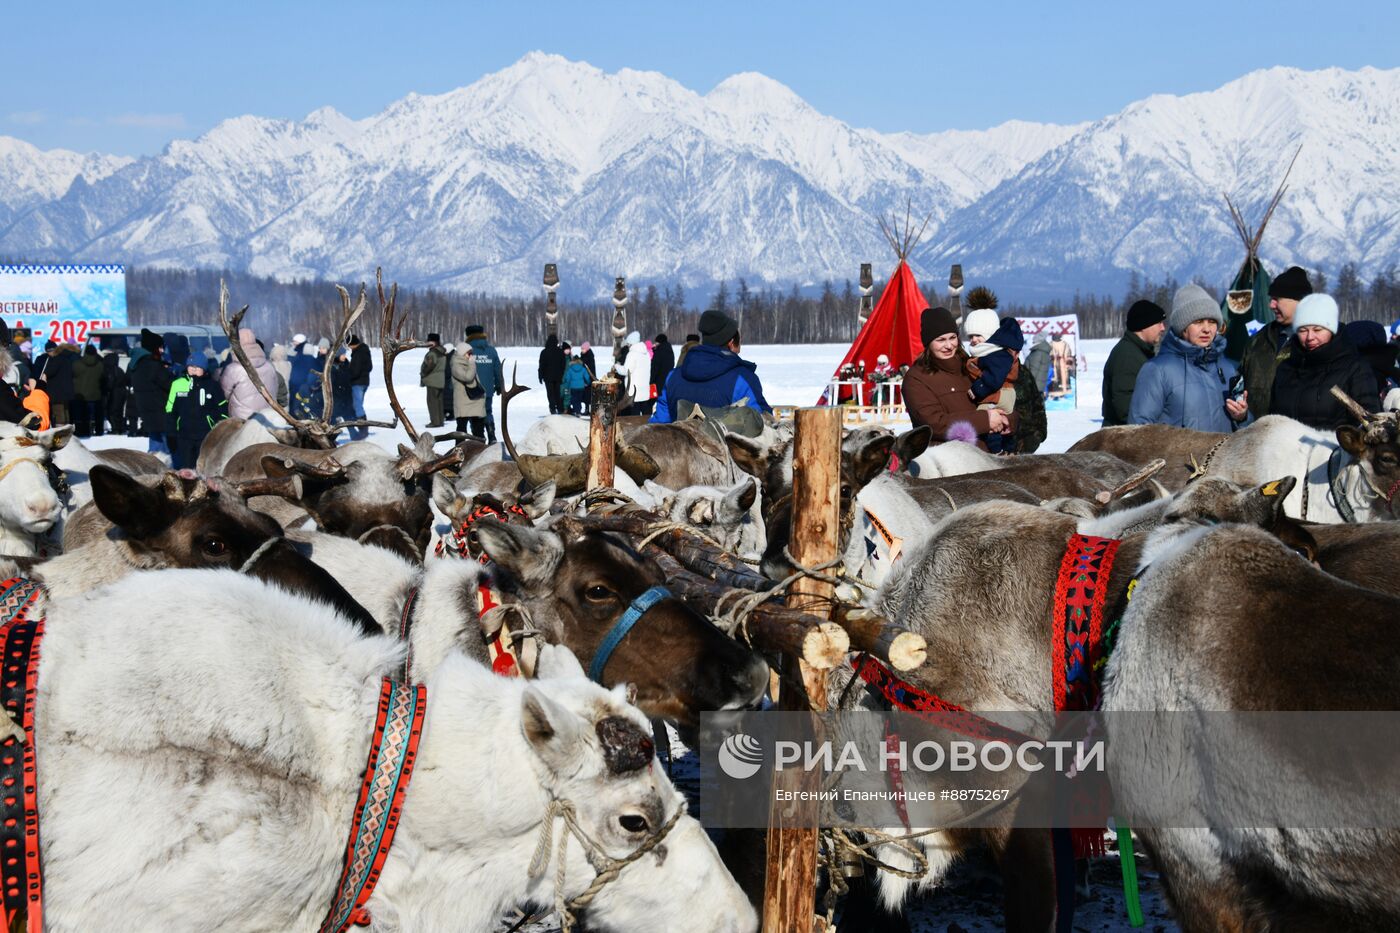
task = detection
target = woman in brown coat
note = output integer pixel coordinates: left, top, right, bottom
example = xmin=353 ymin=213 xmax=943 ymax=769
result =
xmin=902 ymin=306 xmax=1015 ymax=450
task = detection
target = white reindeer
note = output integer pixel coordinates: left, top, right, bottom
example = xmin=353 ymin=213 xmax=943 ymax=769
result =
xmin=35 ymin=569 xmax=756 ymax=932
xmin=0 ymin=422 xmax=69 ymax=555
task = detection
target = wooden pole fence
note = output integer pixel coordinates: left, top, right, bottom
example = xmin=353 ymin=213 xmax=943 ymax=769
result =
xmin=762 ymin=406 xmax=841 ymax=933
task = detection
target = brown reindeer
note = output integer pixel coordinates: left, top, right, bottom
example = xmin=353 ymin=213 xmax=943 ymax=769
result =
xmin=280 ymin=515 xmax=771 ymax=734
xmin=217 ymin=434 xmax=466 ymax=562
xmin=27 ymin=466 xmax=378 ymax=634
xmin=473 ymin=516 xmax=770 ymax=733
xmin=839 ymin=477 xmax=1307 ymax=929
xmin=1104 ymin=522 xmax=1400 ymax=931
xmin=1068 ymin=423 xmax=1224 ymax=491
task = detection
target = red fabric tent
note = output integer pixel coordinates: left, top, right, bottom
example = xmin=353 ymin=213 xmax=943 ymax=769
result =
xmin=822 ymin=260 xmax=927 ymax=404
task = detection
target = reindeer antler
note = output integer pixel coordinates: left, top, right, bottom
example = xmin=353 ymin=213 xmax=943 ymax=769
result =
xmin=500 ymin=363 xmax=531 ymax=467
xmin=376 ymin=267 xmax=429 ymax=443
xmin=228 ymin=474 xmax=305 ymax=502
xmin=323 ymin=284 xmax=366 ymax=425
xmin=217 ymin=280 xmax=306 ymax=433
xmin=396 ymin=440 xmax=475 ymax=479
xmin=1331 ymin=386 xmax=1377 ymax=424
xmin=1094 ymin=458 xmax=1167 ymax=505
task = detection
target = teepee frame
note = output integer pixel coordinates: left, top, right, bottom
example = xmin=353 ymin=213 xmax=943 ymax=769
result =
xmin=876 ymin=198 xmax=934 ymax=262
xmin=1224 ymin=145 xmax=1302 ymax=279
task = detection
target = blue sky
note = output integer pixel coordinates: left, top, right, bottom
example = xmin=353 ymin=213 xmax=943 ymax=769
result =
xmin=7 ymin=0 xmax=1398 ymax=156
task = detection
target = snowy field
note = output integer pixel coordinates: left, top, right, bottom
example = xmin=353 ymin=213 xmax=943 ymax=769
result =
xmin=82 ymin=339 xmax=1116 ymax=458
xmin=81 ymin=337 xmax=1172 ymax=931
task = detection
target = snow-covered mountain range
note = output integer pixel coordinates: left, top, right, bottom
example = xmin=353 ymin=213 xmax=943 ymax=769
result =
xmin=2 ymin=53 xmax=1396 ymax=300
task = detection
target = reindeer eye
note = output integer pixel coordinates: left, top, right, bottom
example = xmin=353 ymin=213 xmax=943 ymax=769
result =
xmin=618 ymin=814 xmax=649 ymax=834
xmin=1380 ymin=453 xmax=1399 ymax=468
xmin=585 ymin=585 xmax=614 ymax=602
xmin=201 ymin=536 xmax=227 ymax=557
xmin=840 ymin=484 xmax=852 ymax=499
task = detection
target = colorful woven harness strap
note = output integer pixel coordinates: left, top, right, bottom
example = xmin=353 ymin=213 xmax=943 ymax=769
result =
xmin=589 ymin=586 xmax=671 ymax=684
xmin=318 ymin=678 xmax=427 ymax=933
xmin=0 ymin=578 xmax=45 ymax=933
xmin=435 ymin=503 xmax=530 ymax=561
xmin=855 ymin=655 xmax=1035 ymax=746
xmin=1050 ymin=533 xmax=1122 ymax=933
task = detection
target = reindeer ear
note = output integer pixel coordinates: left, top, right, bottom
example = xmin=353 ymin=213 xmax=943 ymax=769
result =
xmin=521 ymin=686 xmax=585 ymax=774
xmin=642 ymin=480 xmax=673 ymax=510
xmin=474 ymin=521 xmax=564 ymax=590
xmin=851 ymin=435 xmax=896 ymax=489
xmin=892 ymin=426 xmax=932 ymax=468
xmin=431 ymin=473 xmax=457 ymax=517
xmin=725 ymin=435 xmax=768 ymax=479
xmin=91 ymin=466 xmax=177 ymax=540
xmin=518 ymin=479 xmax=556 ymax=520
xmin=717 ymin=478 xmax=757 ymax=523
xmin=1337 ymin=425 xmax=1367 ymax=457
xmin=535 ymin=643 xmax=586 ymax=681
xmin=1256 ymin=477 xmax=1295 ymax=505
xmin=32 ymin=425 xmax=73 ymax=451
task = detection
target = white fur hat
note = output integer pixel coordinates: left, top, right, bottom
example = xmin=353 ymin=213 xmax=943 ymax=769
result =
xmin=1293 ymin=294 xmax=1340 ymax=335
xmin=963 ymin=308 xmax=999 ymax=340
xmin=626 ymin=330 xmax=641 ymax=345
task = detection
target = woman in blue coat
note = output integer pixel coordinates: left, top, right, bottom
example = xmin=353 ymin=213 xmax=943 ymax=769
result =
xmin=1129 ymin=284 xmax=1251 ymax=433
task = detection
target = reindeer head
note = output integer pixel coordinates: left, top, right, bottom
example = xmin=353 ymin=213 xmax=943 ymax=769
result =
xmin=432 ymin=479 xmax=556 ymax=561
xmin=92 ymin=466 xmax=290 ymax=569
xmin=1162 ymin=475 xmax=1318 ymax=561
xmin=0 ymin=423 xmax=69 ymax=537
xmin=650 ymin=478 xmax=764 ymax=558
xmin=90 ymin=466 xmax=381 ymax=633
xmin=408 ymin=644 xmax=756 ymax=933
xmin=261 ymin=442 xmax=447 ymax=562
xmin=473 ymin=520 xmax=769 ymax=731
xmin=1335 ymin=399 xmax=1400 ymax=520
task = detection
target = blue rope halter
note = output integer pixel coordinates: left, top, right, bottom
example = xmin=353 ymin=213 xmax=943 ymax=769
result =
xmin=588 ymin=585 xmax=672 ymax=683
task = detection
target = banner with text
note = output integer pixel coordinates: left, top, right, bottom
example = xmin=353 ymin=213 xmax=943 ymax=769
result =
xmin=0 ymin=264 xmax=128 ymax=345
xmin=1019 ymin=314 xmax=1078 ymax=410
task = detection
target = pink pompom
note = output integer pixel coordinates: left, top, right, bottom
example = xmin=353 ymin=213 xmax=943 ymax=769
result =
xmin=945 ymin=421 xmax=980 ymax=445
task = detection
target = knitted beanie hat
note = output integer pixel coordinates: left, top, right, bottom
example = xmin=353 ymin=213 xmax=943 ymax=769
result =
xmin=963 ymin=308 xmax=1000 ymax=340
xmin=1168 ymin=284 xmax=1224 ymax=336
xmin=1292 ymin=294 xmax=1339 ymax=335
xmin=920 ymin=307 xmax=958 ymax=346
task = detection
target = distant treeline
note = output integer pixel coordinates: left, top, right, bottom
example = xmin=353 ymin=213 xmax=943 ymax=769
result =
xmin=8 ymin=260 xmax=1396 ymax=347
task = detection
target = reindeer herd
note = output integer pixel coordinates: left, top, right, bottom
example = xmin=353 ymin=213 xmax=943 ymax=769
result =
xmin=0 ymin=276 xmax=1396 ymax=931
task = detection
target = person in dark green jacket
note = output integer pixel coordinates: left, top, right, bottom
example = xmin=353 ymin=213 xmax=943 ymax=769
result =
xmin=165 ymin=359 xmax=228 ymax=470
xmin=419 ymin=334 xmax=448 ymax=427
xmin=1101 ymin=300 xmax=1166 ymax=426
xmin=1224 ymin=265 xmax=1312 ymax=419
xmin=1012 ymin=357 xmax=1048 ymax=453
xmin=72 ymin=344 xmax=106 ymax=437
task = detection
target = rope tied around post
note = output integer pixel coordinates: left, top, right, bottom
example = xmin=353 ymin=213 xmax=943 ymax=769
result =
xmin=713 ymin=548 xmax=844 ymax=641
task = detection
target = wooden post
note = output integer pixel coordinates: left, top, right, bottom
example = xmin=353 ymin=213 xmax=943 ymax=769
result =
xmin=543 ymin=264 xmax=560 ymax=340
xmin=587 ymin=377 xmax=621 ymax=491
xmin=763 ymin=406 xmax=841 ymax=933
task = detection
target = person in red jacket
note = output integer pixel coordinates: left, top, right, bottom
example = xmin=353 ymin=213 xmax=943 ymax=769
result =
xmin=901 ymin=306 xmax=1014 ymax=450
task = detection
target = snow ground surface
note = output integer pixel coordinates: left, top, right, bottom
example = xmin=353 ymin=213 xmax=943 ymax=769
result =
xmin=84 ymin=338 xmax=1173 ymax=931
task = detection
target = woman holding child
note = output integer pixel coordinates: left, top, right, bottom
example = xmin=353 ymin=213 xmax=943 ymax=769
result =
xmin=903 ymin=306 xmax=1016 ymax=451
